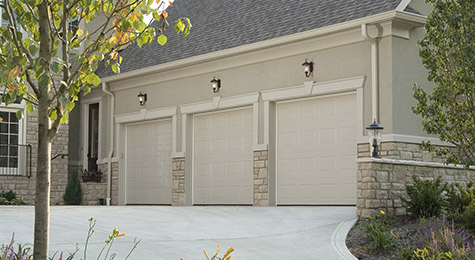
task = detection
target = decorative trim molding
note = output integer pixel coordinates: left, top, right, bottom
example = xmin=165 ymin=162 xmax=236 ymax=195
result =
xmin=261 ymin=76 xmax=365 ymax=102
xmin=253 ymin=144 xmax=268 ymax=151
xmin=115 ymin=106 xmax=177 ymax=124
xmin=180 ymin=92 xmax=260 ymax=114
xmin=357 ymin=158 xmax=475 ymax=170
xmin=357 ymin=134 xmax=455 ymax=147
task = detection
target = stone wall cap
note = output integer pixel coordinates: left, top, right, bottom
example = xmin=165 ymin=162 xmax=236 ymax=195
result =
xmin=357 ymin=158 xmax=475 ymax=170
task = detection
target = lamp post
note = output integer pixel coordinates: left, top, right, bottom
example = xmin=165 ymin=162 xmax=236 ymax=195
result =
xmin=366 ymin=119 xmax=384 ymax=158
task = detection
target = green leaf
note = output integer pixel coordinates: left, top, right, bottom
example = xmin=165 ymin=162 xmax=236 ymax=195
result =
xmin=38 ymin=74 xmax=50 ymax=88
xmin=16 ymin=110 xmax=23 ymax=120
xmin=50 ymin=61 xmax=61 ymax=73
xmin=59 ymin=95 xmax=68 ymax=107
xmin=174 ymin=20 xmax=185 ymax=33
xmin=111 ymin=63 xmax=120 ymax=74
xmin=157 ymin=34 xmax=167 ymax=46
xmin=152 ymin=9 xmax=161 ymax=22
xmin=48 ymin=109 xmax=57 ymax=121
xmin=92 ymin=75 xmax=100 ymax=87
xmin=184 ymin=25 xmax=190 ymax=37
xmin=65 ymin=101 xmax=75 ymax=112
xmin=27 ymin=103 xmax=34 ymax=114
xmin=61 ymin=113 xmax=69 ymax=124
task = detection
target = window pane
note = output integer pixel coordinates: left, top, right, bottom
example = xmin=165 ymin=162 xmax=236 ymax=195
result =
xmin=0 ymin=146 xmax=7 ymax=156
xmin=0 ymin=157 xmax=7 ymax=167
xmin=0 ymin=112 xmax=8 ymax=122
xmin=10 ymin=146 xmax=17 ymax=156
xmin=10 ymin=112 xmax=18 ymax=123
xmin=0 ymin=123 xmax=8 ymax=133
xmin=9 ymin=157 xmax=17 ymax=168
xmin=9 ymin=123 xmax=18 ymax=134
xmin=0 ymin=134 xmax=8 ymax=144
xmin=9 ymin=135 xmax=17 ymax=145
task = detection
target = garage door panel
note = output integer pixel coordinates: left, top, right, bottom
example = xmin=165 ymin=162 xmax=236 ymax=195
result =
xmin=194 ymin=108 xmax=253 ymax=205
xmin=277 ymin=94 xmax=357 ymax=205
xmin=126 ymin=120 xmax=172 ymax=205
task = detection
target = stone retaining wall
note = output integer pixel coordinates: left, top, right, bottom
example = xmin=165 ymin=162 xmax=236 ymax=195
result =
xmin=358 ymin=142 xmax=451 ymax=163
xmin=97 ymin=162 xmax=119 ymax=205
xmin=81 ymin=183 xmax=107 ymax=205
xmin=357 ymin=158 xmax=475 ymax=218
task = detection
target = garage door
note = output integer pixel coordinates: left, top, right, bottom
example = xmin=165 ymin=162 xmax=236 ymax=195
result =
xmin=194 ymin=108 xmax=253 ymax=204
xmin=126 ymin=119 xmax=172 ymax=204
xmin=277 ymin=93 xmax=357 ymax=205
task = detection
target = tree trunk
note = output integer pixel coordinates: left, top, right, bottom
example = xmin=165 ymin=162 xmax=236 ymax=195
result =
xmin=33 ymin=1 xmax=52 ymax=259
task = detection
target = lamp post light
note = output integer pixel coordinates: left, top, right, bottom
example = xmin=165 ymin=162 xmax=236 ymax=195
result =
xmin=302 ymin=58 xmax=314 ymax=78
xmin=137 ymin=92 xmax=147 ymax=106
xmin=366 ymin=119 xmax=384 ymax=158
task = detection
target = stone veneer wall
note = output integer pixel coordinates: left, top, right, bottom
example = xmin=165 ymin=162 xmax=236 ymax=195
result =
xmin=357 ymin=141 xmax=475 ymax=218
xmin=253 ymin=150 xmax=269 ymax=206
xmin=172 ymin=157 xmax=185 ymax=206
xmin=97 ymin=162 xmax=119 ymax=205
xmin=81 ymin=183 xmax=107 ymax=205
xmin=0 ymin=110 xmax=69 ymax=205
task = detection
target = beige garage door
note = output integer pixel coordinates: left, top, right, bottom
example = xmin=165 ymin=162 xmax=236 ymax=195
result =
xmin=193 ymin=108 xmax=253 ymax=204
xmin=277 ymin=93 xmax=357 ymax=205
xmin=126 ymin=119 xmax=172 ymax=204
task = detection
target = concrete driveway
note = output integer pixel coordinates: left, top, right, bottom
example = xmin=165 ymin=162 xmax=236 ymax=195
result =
xmin=0 ymin=206 xmax=356 ymax=260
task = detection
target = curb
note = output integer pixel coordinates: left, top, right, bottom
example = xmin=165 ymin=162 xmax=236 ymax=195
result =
xmin=332 ymin=217 xmax=358 ymax=260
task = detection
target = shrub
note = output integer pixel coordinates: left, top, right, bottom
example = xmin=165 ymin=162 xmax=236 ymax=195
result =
xmin=415 ymin=217 xmax=475 ymax=260
xmin=63 ymin=170 xmax=82 ymax=205
xmin=446 ymin=182 xmax=474 ymax=221
xmin=0 ymin=191 xmax=26 ymax=205
xmin=402 ymin=176 xmax=447 ymax=218
xmin=363 ymin=210 xmax=396 ymax=252
xmin=463 ymin=201 xmax=475 ymax=234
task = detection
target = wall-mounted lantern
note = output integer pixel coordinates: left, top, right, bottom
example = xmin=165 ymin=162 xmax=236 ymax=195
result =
xmin=302 ymin=58 xmax=314 ymax=78
xmin=137 ymin=91 xmax=147 ymax=106
xmin=211 ymin=77 xmax=221 ymax=93
xmin=366 ymin=119 xmax=384 ymax=158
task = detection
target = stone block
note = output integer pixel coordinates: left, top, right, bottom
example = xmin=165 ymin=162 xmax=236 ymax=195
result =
xmin=258 ymin=168 xmax=268 ymax=179
xmin=376 ymin=171 xmax=388 ymax=181
xmin=254 ymin=161 xmax=266 ymax=168
xmin=361 ymin=190 xmax=376 ymax=199
xmin=400 ymin=151 xmax=413 ymax=160
xmin=380 ymin=183 xmax=391 ymax=190
xmin=366 ymin=199 xmax=380 ymax=208
xmin=376 ymin=190 xmax=388 ymax=199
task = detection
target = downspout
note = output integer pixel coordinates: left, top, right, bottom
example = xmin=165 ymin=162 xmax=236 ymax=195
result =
xmin=102 ymin=82 xmax=115 ymax=206
xmin=361 ymin=23 xmax=379 ymax=122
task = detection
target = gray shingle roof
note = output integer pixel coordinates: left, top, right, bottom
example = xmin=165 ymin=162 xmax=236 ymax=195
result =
xmin=101 ymin=0 xmax=406 ymax=77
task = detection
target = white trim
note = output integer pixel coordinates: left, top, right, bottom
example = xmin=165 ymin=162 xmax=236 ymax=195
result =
xmin=102 ymin=11 xmax=425 ymax=84
xmin=253 ymin=144 xmax=268 ymax=151
xmin=180 ymin=93 xmax=260 ymax=114
xmin=357 ymin=134 xmax=455 ymax=147
xmin=253 ymin=102 xmax=259 ymax=148
xmin=261 ymin=76 xmax=365 ymax=102
xmin=357 ymin=158 xmax=475 ymax=170
xmin=115 ymin=106 xmax=177 ymax=124
xmin=396 ymin=0 xmax=412 ymax=11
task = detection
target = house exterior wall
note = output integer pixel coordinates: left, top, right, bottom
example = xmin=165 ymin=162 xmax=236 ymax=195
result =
xmin=74 ymin=15 xmax=449 ymax=207
xmin=0 ymin=110 xmax=69 ymax=205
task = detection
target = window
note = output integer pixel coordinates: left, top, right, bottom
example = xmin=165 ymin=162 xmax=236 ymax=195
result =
xmin=0 ymin=111 xmax=19 ymax=168
xmin=87 ymin=103 xmax=99 ymax=170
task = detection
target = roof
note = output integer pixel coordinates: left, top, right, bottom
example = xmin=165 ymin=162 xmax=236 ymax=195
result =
xmin=100 ymin=0 xmax=411 ymax=77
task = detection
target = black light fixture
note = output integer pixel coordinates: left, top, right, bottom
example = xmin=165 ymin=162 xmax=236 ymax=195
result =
xmin=366 ymin=119 xmax=384 ymax=158
xmin=302 ymin=58 xmax=314 ymax=78
xmin=211 ymin=77 xmax=221 ymax=93
xmin=137 ymin=91 xmax=147 ymax=106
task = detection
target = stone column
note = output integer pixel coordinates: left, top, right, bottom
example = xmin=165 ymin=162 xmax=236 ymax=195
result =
xmin=172 ymin=157 xmax=185 ymax=206
xmin=253 ymin=150 xmax=269 ymax=206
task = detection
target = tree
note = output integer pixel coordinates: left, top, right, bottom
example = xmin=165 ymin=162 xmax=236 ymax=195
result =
xmin=413 ymin=0 xmax=474 ymax=168
xmin=0 ymin=0 xmax=190 ymax=259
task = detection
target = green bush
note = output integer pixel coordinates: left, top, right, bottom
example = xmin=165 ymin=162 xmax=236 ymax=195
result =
xmin=402 ymin=176 xmax=447 ymax=218
xmin=63 ymin=170 xmax=82 ymax=205
xmin=0 ymin=190 xmax=26 ymax=205
xmin=446 ymin=182 xmax=473 ymax=221
xmin=463 ymin=200 xmax=475 ymax=233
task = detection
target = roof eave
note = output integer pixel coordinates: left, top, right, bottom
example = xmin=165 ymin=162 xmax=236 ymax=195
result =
xmin=101 ymin=10 xmax=426 ymax=83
